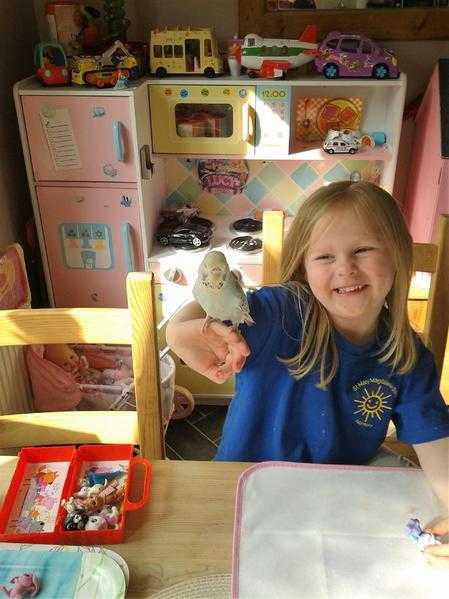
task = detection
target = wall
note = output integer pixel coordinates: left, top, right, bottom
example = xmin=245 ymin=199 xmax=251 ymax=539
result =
xmin=0 ymin=4 xmax=38 ymax=247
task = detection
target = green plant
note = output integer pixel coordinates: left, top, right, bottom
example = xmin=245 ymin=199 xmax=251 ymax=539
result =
xmin=103 ymin=0 xmax=130 ymax=40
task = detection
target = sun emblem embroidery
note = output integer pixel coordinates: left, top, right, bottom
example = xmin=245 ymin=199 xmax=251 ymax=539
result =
xmin=352 ymin=378 xmax=397 ymax=426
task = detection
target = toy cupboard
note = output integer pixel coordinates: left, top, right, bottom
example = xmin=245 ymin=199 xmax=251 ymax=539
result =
xmin=14 ymin=73 xmax=406 ymax=400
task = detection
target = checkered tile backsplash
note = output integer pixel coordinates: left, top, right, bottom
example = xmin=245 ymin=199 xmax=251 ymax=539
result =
xmin=163 ymin=158 xmax=383 ymax=217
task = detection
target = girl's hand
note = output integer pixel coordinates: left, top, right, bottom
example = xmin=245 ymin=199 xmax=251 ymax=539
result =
xmin=167 ymin=318 xmax=250 ymax=384
xmin=424 ymin=518 xmax=449 ymax=567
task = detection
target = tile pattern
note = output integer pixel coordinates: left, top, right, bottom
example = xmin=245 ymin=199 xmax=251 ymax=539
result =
xmin=163 ymin=158 xmax=384 ymax=218
xmin=165 ymin=405 xmax=228 ymax=460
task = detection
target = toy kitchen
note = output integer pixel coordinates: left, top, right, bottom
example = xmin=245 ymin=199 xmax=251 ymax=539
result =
xmin=14 ymin=72 xmax=406 ymax=399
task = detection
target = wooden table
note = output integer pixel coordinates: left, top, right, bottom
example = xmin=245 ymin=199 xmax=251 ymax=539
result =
xmin=0 ymin=457 xmax=249 ymax=598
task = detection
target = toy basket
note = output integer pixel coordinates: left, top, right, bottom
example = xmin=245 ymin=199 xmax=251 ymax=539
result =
xmin=26 ymin=345 xmax=177 ymax=431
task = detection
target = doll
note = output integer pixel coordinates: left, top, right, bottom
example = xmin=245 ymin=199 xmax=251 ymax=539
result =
xmin=44 ymin=344 xmax=88 ymax=382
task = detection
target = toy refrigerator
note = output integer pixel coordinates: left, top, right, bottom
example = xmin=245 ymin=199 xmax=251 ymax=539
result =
xmin=14 ymin=79 xmax=163 ymax=307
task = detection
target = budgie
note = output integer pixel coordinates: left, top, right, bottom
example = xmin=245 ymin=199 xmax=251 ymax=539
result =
xmin=193 ymin=251 xmax=254 ymax=332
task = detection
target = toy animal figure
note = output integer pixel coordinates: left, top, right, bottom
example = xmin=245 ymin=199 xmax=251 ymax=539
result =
xmin=73 ymin=479 xmax=124 ymax=513
xmin=99 ymin=504 xmax=120 ymax=528
xmin=74 ymin=482 xmax=107 ymax=499
xmin=406 ymin=517 xmax=442 ymax=551
xmin=193 ymin=251 xmax=254 ymax=332
xmin=85 ymin=514 xmax=108 ymax=530
xmin=63 ymin=509 xmax=88 ymax=531
xmin=0 ymin=572 xmax=39 ymax=598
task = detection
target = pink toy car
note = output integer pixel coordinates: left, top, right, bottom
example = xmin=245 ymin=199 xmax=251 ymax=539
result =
xmin=315 ymin=31 xmax=399 ymax=80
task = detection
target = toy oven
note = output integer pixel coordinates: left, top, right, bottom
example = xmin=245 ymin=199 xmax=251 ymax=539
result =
xmin=149 ymin=84 xmax=255 ymax=155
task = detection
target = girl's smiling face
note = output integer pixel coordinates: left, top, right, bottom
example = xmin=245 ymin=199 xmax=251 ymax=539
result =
xmin=304 ymin=204 xmax=395 ymax=344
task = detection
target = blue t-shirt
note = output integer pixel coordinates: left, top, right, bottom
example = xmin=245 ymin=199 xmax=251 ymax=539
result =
xmin=215 ymin=286 xmax=449 ymax=464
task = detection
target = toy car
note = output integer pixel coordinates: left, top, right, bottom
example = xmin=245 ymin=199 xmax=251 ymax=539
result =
xmin=322 ymin=129 xmax=360 ymax=154
xmin=315 ymin=31 xmax=399 ymax=79
xmin=156 ymin=222 xmax=213 ymax=249
xmin=34 ymin=42 xmax=70 ymax=86
xmin=83 ymin=68 xmax=130 ymax=88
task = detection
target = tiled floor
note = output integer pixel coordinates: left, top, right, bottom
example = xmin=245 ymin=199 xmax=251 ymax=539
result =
xmin=165 ymin=405 xmax=228 ymax=460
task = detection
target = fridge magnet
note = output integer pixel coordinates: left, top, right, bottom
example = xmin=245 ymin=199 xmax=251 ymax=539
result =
xmin=59 ymin=224 xmax=114 ymax=271
xmin=39 ymin=107 xmax=81 ymax=171
xmin=198 ymin=159 xmax=249 ymax=194
xmin=92 ymin=107 xmax=106 ymax=118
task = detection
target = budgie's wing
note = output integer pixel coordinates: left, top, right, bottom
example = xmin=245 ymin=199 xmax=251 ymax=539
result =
xmin=229 ymin=271 xmax=254 ymax=326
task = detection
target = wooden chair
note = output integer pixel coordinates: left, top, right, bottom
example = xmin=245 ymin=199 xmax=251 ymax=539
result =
xmin=0 ymin=272 xmax=164 ymax=459
xmin=262 ymin=211 xmax=449 ymax=393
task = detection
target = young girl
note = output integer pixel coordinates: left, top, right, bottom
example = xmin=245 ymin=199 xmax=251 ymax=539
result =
xmin=167 ymin=181 xmax=449 ymax=560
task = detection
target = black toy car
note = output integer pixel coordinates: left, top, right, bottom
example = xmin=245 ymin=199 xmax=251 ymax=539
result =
xmin=156 ymin=222 xmax=213 ymax=249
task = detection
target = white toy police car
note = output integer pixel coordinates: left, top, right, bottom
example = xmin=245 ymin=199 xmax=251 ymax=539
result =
xmin=322 ymin=129 xmax=360 ymax=154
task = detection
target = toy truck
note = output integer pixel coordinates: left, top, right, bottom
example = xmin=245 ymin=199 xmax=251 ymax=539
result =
xmin=71 ymin=40 xmax=139 ymax=87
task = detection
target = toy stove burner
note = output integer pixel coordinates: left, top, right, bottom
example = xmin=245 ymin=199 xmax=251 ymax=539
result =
xmin=231 ymin=218 xmax=263 ymax=233
xmin=229 ymin=236 xmax=262 ymax=253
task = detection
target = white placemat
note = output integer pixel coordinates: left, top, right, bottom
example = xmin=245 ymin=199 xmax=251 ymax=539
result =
xmin=232 ymin=463 xmax=449 ymax=599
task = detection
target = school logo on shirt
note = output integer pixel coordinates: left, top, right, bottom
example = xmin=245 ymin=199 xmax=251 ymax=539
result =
xmin=351 ymin=377 xmax=397 ymax=428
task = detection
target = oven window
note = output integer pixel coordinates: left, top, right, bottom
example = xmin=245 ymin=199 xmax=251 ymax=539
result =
xmin=175 ymin=103 xmax=233 ymax=138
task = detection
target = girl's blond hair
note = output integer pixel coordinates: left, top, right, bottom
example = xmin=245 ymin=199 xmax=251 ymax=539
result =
xmin=280 ymin=181 xmax=416 ymax=388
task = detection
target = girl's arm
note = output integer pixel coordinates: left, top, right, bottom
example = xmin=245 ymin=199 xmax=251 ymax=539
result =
xmin=166 ymin=301 xmax=250 ymax=384
xmin=413 ymin=437 xmax=449 ymax=507
xmin=413 ymin=437 xmax=449 ymax=567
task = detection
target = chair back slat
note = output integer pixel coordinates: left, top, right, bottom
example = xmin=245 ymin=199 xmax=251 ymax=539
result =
xmin=412 ymin=243 xmax=439 ymax=273
xmin=0 ymin=308 xmax=130 ymax=346
xmin=262 ymin=210 xmax=284 ymax=285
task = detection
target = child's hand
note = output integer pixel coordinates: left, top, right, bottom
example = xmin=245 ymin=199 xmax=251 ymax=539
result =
xmin=424 ymin=518 xmax=449 ymax=567
xmin=167 ymin=318 xmax=250 ymax=384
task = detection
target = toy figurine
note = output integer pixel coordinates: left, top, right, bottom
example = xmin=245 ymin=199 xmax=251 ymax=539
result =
xmin=0 ymin=572 xmax=39 ymax=598
xmin=71 ymin=479 xmax=124 ymax=514
xmin=241 ymin=25 xmax=317 ymax=79
xmin=406 ymin=518 xmax=442 ymax=551
xmin=74 ymin=481 xmax=107 ymax=499
xmin=85 ymin=514 xmax=108 ymax=530
xmin=193 ymin=251 xmax=254 ymax=332
xmin=63 ymin=510 xmax=88 ymax=531
xmin=98 ymin=505 xmax=120 ymax=528
xmin=86 ymin=468 xmax=124 ymax=486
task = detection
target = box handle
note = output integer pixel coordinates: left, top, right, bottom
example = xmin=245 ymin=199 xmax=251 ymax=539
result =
xmin=124 ymin=457 xmax=151 ymax=511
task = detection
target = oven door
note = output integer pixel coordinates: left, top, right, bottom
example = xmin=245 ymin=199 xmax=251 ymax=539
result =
xmin=149 ymin=84 xmax=255 ymax=156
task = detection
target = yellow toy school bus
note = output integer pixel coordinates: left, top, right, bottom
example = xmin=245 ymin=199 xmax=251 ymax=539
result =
xmin=149 ymin=27 xmax=223 ymax=78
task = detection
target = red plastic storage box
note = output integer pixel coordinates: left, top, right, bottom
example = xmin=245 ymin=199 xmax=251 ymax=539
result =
xmin=0 ymin=444 xmax=151 ymax=545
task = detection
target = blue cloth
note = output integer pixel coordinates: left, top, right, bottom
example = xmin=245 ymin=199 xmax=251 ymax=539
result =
xmin=0 ymin=550 xmax=81 ymax=598
xmin=215 ymin=286 xmax=449 ymax=463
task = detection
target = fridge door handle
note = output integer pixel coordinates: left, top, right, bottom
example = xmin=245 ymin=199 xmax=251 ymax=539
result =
xmin=121 ymin=222 xmax=135 ymax=273
xmin=112 ymin=120 xmax=124 ymax=162
xmin=242 ymin=103 xmax=249 ymax=142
